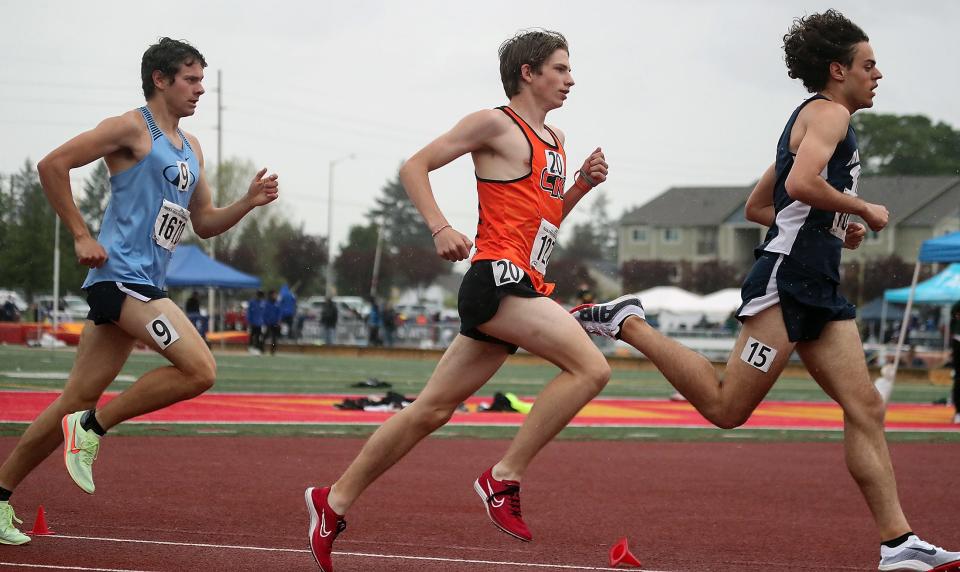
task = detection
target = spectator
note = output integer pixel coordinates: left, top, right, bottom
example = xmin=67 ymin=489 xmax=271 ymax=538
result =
xmin=279 ymin=284 xmax=297 ymax=340
xmin=247 ymin=290 xmax=265 ymax=355
xmin=0 ymin=297 xmax=19 ymax=322
xmin=367 ymin=298 xmax=382 ymax=347
xmin=382 ymin=303 xmax=397 ymax=347
xmin=185 ymin=290 xmax=206 ymax=339
xmin=263 ymin=290 xmax=281 ymax=355
xmin=320 ymin=297 xmax=338 ymax=346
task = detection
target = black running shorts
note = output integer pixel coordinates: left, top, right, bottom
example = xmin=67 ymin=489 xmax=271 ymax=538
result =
xmin=458 ymin=259 xmax=545 ymax=354
xmin=85 ymin=281 xmax=168 ymax=325
xmin=737 ymin=252 xmax=855 ymax=342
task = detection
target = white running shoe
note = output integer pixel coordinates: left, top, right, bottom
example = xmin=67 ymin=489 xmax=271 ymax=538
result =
xmin=878 ymin=535 xmax=960 ymax=571
xmin=0 ymin=501 xmax=30 ymax=545
xmin=570 ymin=295 xmax=645 ymax=339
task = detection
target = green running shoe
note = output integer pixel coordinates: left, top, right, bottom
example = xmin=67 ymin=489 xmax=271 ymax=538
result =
xmin=62 ymin=411 xmax=101 ymax=494
xmin=0 ymin=501 xmax=30 ymax=545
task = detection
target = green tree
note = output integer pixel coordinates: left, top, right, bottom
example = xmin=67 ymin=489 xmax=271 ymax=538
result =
xmin=207 ymin=157 xmax=260 ymax=259
xmin=0 ymin=160 xmax=85 ymax=299
xmin=275 ymin=226 xmax=327 ymax=293
xmin=621 ymin=259 xmax=678 ymax=292
xmin=680 ymin=260 xmax=743 ymax=294
xmin=334 ymin=223 xmax=389 ymax=296
xmin=366 ymin=171 xmax=449 ymax=291
xmin=853 ymin=113 xmax=960 ymax=175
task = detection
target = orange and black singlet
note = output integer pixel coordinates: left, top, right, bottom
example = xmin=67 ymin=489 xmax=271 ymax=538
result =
xmin=472 ymin=106 xmax=567 ymax=296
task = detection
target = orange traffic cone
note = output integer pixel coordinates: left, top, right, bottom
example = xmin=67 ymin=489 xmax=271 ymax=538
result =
xmin=609 ymin=537 xmax=641 ymax=568
xmin=29 ymin=505 xmax=55 ymax=535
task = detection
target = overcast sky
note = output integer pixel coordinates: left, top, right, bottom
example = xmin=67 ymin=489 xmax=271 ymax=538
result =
xmin=2 ymin=0 xmax=958 ymax=261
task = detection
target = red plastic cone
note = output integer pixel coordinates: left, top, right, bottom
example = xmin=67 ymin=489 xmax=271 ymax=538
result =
xmin=29 ymin=505 xmax=55 ymax=535
xmin=609 ymin=537 xmax=641 ymax=568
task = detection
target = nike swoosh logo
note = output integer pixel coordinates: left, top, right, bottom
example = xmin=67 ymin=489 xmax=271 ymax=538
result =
xmin=486 ymin=481 xmax=505 ymax=508
xmin=69 ymin=419 xmax=81 ymax=454
xmin=319 ymin=509 xmax=333 ymax=537
xmin=906 ymin=546 xmax=938 ymax=556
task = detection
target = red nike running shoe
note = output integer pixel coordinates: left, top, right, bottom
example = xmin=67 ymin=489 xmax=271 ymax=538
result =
xmin=473 ymin=466 xmax=532 ymax=542
xmin=305 ymin=486 xmax=346 ymax=571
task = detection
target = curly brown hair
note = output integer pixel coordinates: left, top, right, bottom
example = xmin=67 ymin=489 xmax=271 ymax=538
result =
xmin=141 ymin=37 xmax=207 ymax=99
xmin=498 ymin=29 xmax=568 ymax=98
xmin=782 ymin=10 xmax=868 ymax=93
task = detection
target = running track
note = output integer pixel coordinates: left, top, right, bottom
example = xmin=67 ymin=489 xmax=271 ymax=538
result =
xmin=0 ymin=437 xmax=958 ymax=571
xmin=0 ymin=390 xmax=957 ymax=430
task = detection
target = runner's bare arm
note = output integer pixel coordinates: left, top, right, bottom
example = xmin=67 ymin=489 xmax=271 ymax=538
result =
xmin=400 ymin=110 xmax=507 ymax=261
xmin=187 ymin=135 xmax=279 ymax=238
xmin=562 ymin=146 xmax=608 ymax=221
xmin=744 ymin=163 xmax=776 ymax=227
xmin=37 ymin=112 xmax=144 ymax=268
xmin=787 ymin=103 xmax=888 ymax=231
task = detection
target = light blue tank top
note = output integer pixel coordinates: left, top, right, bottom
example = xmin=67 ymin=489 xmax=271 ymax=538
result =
xmin=83 ymin=106 xmax=200 ymax=289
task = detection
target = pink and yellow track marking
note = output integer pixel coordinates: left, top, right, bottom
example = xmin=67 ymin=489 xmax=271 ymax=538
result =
xmin=0 ymin=390 xmax=956 ymax=430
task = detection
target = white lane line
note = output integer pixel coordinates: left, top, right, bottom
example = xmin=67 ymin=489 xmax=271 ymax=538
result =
xmin=47 ymin=534 xmax=672 ymax=571
xmin=0 ymin=563 xmax=155 ymax=572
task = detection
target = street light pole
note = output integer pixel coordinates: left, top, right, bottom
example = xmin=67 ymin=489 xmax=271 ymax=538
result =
xmin=325 ymin=154 xmax=355 ymax=298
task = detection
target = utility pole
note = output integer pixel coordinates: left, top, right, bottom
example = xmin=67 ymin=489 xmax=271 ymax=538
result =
xmin=325 ymin=154 xmax=355 ymax=298
xmin=207 ymin=69 xmax=223 ymax=332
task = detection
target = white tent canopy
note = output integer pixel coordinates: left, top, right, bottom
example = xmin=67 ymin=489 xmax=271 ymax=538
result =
xmin=633 ymin=286 xmax=741 ymax=330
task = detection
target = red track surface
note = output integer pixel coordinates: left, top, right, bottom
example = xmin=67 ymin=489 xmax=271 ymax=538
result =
xmin=0 ymin=437 xmax=958 ymax=571
xmin=1 ymin=390 xmax=957 ymax=430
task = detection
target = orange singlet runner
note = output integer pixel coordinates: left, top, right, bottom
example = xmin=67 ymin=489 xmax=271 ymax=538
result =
xmin=472 ymin=106 xmax=567 ymax=296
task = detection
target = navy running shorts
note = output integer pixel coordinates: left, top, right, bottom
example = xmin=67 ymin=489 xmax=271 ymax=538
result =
xmin=85 ymin=281 xmax=168 ymax=325
xmin=458 ymin=259 xmax=545 ymax=354
xmin=737 ymin=252 xmax=855 ymax=342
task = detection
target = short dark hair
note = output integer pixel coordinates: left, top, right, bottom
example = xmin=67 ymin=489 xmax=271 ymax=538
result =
xmin=141 ymin=37 xmax=207 ymax=99
xmin=782 ymin=10 xmax=868 ymax=93
xmin=498 ymin=29 xmax=568 ymax=98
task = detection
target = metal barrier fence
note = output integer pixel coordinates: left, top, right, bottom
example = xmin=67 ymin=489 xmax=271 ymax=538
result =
xmin=297 ymin=317 xmax=461 ymax=349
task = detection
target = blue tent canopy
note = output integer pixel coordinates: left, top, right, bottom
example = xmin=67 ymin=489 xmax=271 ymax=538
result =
xmin=918 ymin=231 xmax=960 ymax=263
xmin=165 ymin=245 xmax=261 ymax=289
xmin=884 ymin=263 xmax=960 ymax=305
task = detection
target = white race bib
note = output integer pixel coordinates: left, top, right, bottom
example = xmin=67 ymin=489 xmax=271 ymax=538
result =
xmin=492 ymin=259 xmax=524 ymax=286
xmin=529 ymin=218 xmax=558 ymax=274
xmin=154 ymin=199 xmax=190 ymax=252
xmin=829 ymin=162 xmax=861 ymax=240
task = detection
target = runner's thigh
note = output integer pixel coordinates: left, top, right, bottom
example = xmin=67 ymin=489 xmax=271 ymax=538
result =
xmin=62 ymin=321 xmax=136 ymax=402
xmin=795 ymin=319 xmax=875 ymax=407
xmin=720 ymin=305 xmax=797 ymax=415
xmin=478 ymin=296 xmax=606 ymax=373
xmin=415 ymin=334 xmax=511 ymax=408
xmin=114 ymin=297 xmax=214 ymax=376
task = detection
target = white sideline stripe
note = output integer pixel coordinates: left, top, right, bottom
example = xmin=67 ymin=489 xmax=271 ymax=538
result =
xmin=47 ymin=534 xmax=670 ymax=571
xmin=0 ymin=563 xmax=155 ymax=572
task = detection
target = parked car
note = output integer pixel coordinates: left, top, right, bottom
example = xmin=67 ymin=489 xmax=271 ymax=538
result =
xmin=35 ymin=294 xmax=90 ymax=322
xmin=299 ymin=295 xmax=370 ymax=320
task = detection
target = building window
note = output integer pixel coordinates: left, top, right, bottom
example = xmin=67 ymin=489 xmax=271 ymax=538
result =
xmin=697 ymin=228 xmax=717 ymax=255
xmin=663 ymin=227 xmax=680 ymax=243
xmin=631 ymin=227 xmax=648 ymax=243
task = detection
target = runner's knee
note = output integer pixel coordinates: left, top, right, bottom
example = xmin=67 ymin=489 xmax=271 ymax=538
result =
xmin=575 ymin=357 xmax=611 ymax=394
xmin=711 ymin=409 xmax=751 ymax=430
xmin=843 ymin=387 xmax=886 ymax=429
xmin=180 ymin=356 xmax=217 ymax=395
xmin=408 ymin=401 xmax=456 ymax=432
